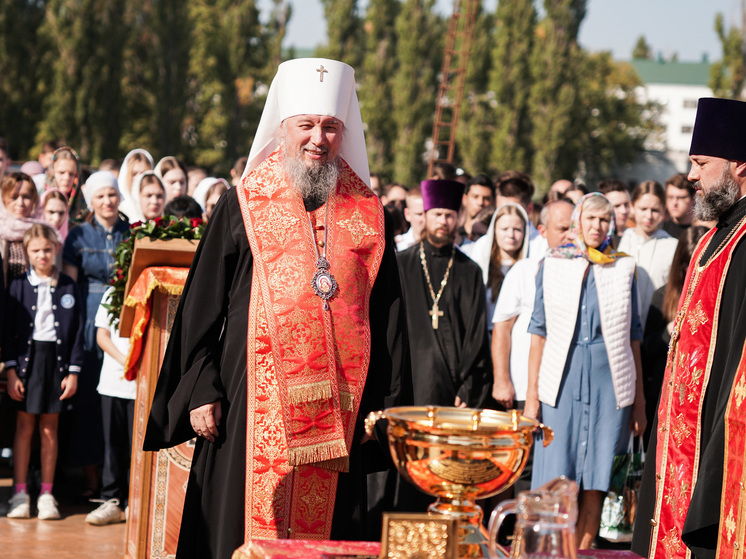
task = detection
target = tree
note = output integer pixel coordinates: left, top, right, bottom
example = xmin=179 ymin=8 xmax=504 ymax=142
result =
xmin=36 ymin=0 xmax=129 ymax=163
xmin=118 ymin=0 xmax=191 ymax=161
xmin=574 ymin=52 xmax=662 ymax=183
xmin=632 ymin=35 xmax=652 ymax=60
xmin=358 ymin=0 xmax=400 ymax=180
xmin=185 ymin=0 xmax=267 ymax=173
xmin=528 ymin=0 xmax=587 ymax=192
xmin=317 ymin=0 xmax=364 ymax=69
xmin=392 ymin=0 xmax=443 ymax=186
xmin=709 ymin=12 xmax=746 ymax=99
xmin=0 ymin=0 xmax=46 ymax=159
xmin=488 ymin=0 xmax=537 ymax=175
xmin=265 ymin=0 xmax=292 ymax=71
xmin=454 ymin=5 xmax=496 ymax=176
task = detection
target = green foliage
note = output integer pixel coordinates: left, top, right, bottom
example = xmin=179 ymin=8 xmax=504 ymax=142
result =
xmin=0 ymin=0 xmax=46 ymax=159
xmin=489 ymin=0 xmax=537 ymax=175
xmin=455 ymin=5 xmax=496 ymax=176
xmin=573 ymin=53 xmax=662 ymax=183
xmin=185 ymin=0 xmax=266 ymax=175
xmin=36 ymin=0 xmax=129 ymax=163
xmin=359 ymin=0 xmax=400 ymax=180
xmin=1 ymin=0 xmax=659 ymax=192
xmin=632 ymin=36 xmax=652 ymax=60
xmin=266 ymin=1 xmax=292 ymax=71
xmin=118 ymin=0 xmax=191 ymax=161
xmin=391 ymin=0 xmax=443 ymax=186
xmin=105 ymin=216 xmax=206 ymax=326
xmin=709 ymin=12 xmax=745 ymax=99
xmin=528 ymin=0 xmax=587 ymax=192
xmin=18 ymin=0 xmax=269 ymax=172
xmin=317 ymin=0 xmax=364 ymax=68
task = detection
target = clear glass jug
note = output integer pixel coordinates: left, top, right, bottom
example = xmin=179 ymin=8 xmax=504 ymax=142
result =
xmin=488 ymin=477 xmax=578 ymax=559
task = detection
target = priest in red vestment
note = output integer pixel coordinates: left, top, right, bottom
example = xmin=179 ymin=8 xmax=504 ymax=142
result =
xmin=633 ymin=98 xmax=746 ymax=559
xmin=144 ymin=58 xmax=411 ymax=559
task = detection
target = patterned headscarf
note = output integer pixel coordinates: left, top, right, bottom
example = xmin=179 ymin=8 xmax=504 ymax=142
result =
xmin=45 ymin=147 xmax=80 ymax=193
xmin=547 ymin=192 xmax=627 ymax=265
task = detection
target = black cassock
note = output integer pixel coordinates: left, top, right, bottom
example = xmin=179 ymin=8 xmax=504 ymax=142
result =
xmin=144 ymin=187 xmax=411 ymax=559
xmin=396 ymin=240 xmax=492 ymax=408
xmin=633 ymin=196 xmax=746 ymax=559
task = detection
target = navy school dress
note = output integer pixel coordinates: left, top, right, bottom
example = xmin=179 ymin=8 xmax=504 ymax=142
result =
xmin=61 ymin=216 xmax=129 ymax=466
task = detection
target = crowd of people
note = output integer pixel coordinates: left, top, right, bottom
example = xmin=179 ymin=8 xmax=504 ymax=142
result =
xmin=0 ymin=139 xmax=234 ymax=524
xmin=0 ymin=57 xmax=739 ymax=559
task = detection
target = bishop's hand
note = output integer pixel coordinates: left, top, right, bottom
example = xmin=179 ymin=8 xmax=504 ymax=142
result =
xmin=190 ymin=400 xmax=222 ymax=443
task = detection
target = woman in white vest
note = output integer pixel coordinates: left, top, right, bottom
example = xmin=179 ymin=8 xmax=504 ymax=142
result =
xmin=524 ymin=193 xmax=646 ymax=549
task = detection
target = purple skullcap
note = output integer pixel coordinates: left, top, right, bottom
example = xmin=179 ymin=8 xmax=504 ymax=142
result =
xmin=420 ymin=179 xmax=465 ymax=212
xmin=690 ymin=97 xmax=746 ymax=161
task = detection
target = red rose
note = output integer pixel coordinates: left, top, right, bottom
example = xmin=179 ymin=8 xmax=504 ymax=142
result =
xmin=154 ymin=217 xmax=165 ymax=227
xmin=190 ymin=218 xmax=203 ymax=228
xmin=131 ymin=221 xmax=143 ymax=229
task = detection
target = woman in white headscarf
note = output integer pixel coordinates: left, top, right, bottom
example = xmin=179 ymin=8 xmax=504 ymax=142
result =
xmin=117 ymin=149 xmax=154 ymax=223
xmin=465 ymin=203 xmax=530 ymax=331
xmin=154 ymin=156 xmax=188 ymax=201
xmin=62 ymin=171 xmax=130 ymax=496
xmin=192 ymin=177 xmax=229 ymax=221
xmin=130 ymin=171 xmax=167 ymax=223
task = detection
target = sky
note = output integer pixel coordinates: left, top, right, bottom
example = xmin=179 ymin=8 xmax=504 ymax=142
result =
xmin=257 ymin=0 xmax=742 ymax=62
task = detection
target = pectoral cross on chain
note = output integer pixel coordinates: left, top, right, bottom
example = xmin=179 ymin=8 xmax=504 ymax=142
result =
xmin=429 ymin=302 xmax=444 ymax=330
xmin=317 ymin=65 xmax=328 ymax=82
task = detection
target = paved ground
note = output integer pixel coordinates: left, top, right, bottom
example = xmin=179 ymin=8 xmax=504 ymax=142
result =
xmin=0 ymin=461 xmax=126 ymax=559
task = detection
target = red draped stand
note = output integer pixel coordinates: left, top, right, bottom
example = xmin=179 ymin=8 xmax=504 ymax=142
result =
xmin=120 ymin=239 xmax=197 ymax=559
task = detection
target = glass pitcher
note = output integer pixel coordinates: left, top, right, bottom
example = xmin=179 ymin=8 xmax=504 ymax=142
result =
xmin=488 ymin=477 xmax=578 ymax=559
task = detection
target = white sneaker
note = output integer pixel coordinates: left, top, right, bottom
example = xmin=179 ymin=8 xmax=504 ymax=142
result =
xmin=7 ymin=491 xmax=31 ymax=519
xmin=85 ymin=498 xmax=125 ymax=525
xmin=36 ymin=493 xmax=60 ymax=520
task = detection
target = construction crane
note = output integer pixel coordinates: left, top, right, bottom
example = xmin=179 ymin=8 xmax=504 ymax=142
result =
xmin=426 ymin=0 xmax=480 ymax=178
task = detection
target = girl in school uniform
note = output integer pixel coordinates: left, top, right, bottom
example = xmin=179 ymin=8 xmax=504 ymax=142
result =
xmin=4 ymin=223 xmax=84 ymax=519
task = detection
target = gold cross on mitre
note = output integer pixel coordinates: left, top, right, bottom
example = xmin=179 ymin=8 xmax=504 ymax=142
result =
xmin=316 ymin=65 xmax=328 ymax=82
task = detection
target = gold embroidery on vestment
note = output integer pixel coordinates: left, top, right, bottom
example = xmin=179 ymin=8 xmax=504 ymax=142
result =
xmin=662 ymin=528 xmax=684 ymax=559
xmin=254 ymin=202 xmax=301 ymax=246
xmin=267 ymin=254 xmax=306 ymax=300
xmin=337 ymin=208 xmax=376 ymax=245
xmin=671 ymin=413 xmax=692 ymax=445
xmin=734 ymin=377 xmax=746 ymax=408
xmin=726 ymin=507 xmax=737 ymax=542
xmin=687 ymin=300 xmax=708 ymax=335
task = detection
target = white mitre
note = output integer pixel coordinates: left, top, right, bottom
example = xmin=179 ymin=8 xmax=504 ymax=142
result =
xmin=242 ymin=58 xmax=370 ymax=187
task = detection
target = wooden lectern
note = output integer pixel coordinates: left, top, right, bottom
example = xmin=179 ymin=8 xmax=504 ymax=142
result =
xmin=120 ymin=238 xmax=197 ymax=559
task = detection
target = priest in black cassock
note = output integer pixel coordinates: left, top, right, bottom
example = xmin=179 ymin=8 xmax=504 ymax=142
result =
xmin=143 ymin=58 xmax=411 ymax=559
xmin=397 ymin=179 xmax=492 ymax=409
xmin=632 ymin=98 xmax=746 ymax=559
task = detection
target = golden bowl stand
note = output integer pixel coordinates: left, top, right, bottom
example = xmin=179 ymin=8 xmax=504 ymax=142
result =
xmin=365 ymin=406 xmax=553 ymax=559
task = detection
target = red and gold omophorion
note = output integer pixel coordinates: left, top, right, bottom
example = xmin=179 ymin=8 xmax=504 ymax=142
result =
xmin=651 ymin=217 xmax=746 ymax=559
xmin=235 ymin=149 xmax=384 ymax=542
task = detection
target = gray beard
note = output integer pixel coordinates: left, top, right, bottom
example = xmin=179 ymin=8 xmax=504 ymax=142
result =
xmin=282 ymin=147 xmax=339 ymax=209
xmin=693 ymin=167 xmax=740 ymax=222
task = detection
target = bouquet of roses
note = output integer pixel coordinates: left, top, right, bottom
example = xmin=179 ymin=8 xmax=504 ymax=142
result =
xmin=105 ymin=216 xmax=205 ymax=326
